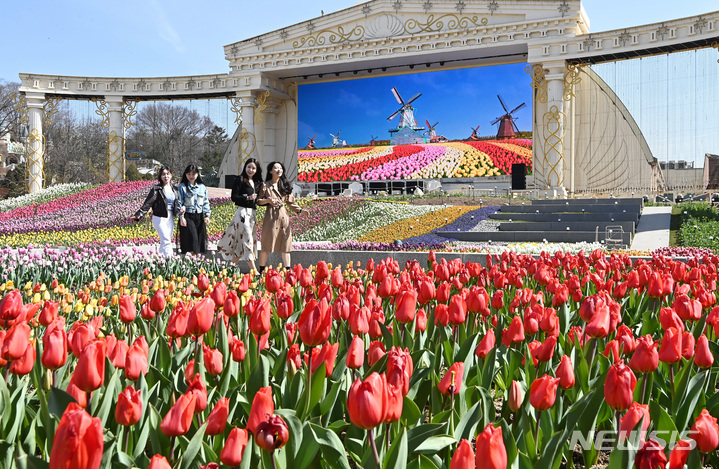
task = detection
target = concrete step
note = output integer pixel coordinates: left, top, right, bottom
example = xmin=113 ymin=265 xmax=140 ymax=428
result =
xmin=490 ymin=212 xmax=639 ymax=222
xmin=497 ymin=204 xmax=641 ymax=214
xmin=531 ymin=197 xmax=644 ymax=207
xmin=436 ymin=230 xmax=631 ymax=246
xmin=499 ymin=221 xmax=635 ymax=233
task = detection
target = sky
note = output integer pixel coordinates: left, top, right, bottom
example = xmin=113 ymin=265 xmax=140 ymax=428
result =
xmin=1 ymin=1 xmax=717 ymax=150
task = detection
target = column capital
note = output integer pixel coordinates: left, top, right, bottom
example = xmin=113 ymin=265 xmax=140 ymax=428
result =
xmin=25 ymin=91 xmax=45 ymax=108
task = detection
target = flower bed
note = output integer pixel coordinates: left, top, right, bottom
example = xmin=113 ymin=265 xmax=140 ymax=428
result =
xmin=1 ymin=249 xmax=718 ymax=468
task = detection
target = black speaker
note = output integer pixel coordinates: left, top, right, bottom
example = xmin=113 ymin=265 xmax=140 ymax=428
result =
xmin=511 ymin=163 xmax=526 ymax=190
xmin=224 ymin=175 xmax=239 ymax=189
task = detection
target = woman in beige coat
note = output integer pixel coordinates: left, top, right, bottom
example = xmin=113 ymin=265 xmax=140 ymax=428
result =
xmin=257 ymin=161 xmax=305 ymax=273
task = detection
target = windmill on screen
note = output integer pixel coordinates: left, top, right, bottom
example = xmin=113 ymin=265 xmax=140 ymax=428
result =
xmin=425 ymin=121 xmax=447 ymax=143
xmin=305 ymin=135 xmax=316 ymax=149
xmin=387 ymin=87 xmax=425 ymax=144
xmin=492 ymin=95 xmax=526 ymax=139
xmin=330 ymin=131 xmax=343 ymax=148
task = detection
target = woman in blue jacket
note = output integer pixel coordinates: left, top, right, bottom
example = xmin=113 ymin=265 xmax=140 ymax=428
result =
xmin=178 ymin=164 xmax=211 ymax=255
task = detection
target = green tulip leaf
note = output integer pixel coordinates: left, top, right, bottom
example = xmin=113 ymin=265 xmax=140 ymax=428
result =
xmin=309 ymin=422 xmax=352 ymax=469
xmin=292 ymin=422 xmax=320 ymax=469
xmin=383 ymin=427 xmax=408 ymax=469
xmin=178 ymin=421 xmax=208 ymax=469
xmin=401 ymin=396 xmax=422 ymax=426
xmin=413 ymin=434 xmax=454 ymax=454
xmin=407 ymin=423 xmax=445 ymax=454
xmin=454 ymin=400 xmax=482 ymax=442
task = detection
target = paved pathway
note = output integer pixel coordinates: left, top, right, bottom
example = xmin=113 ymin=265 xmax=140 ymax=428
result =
xmin=629 ymin=206 xmax=673 ymax=251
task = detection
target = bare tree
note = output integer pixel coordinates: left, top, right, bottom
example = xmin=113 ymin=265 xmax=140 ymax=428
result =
xmin=44 ymin=110 xmax=107 ymax=184
xmin=0 ymin=80 xmax=21 ymax=141
xmin=126 ymin=102 xmax=215 ymax=173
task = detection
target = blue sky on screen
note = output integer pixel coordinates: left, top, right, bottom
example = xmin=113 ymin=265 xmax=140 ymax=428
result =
xmin=298 ymin=63 xmax=532 ymax=148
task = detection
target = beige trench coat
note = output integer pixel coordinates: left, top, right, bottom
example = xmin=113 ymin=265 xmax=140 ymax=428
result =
xmin=259 ymin=183 xmax=301 ymax=252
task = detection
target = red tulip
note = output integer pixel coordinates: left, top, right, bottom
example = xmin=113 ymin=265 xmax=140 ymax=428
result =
xmin=38 ymin=300 xmax=59 ymax=327
xmin=533 ymin=336 xmax=556 ymax=363
xmin=247 ymin=387 xmax=274 ymax=435
xmin=66 ymin=376 xmax=88 ymax=408
xmin=367 ymin=340 xmax=386 ymax=367
xmin=224 ymin=290 xmax=241 ymax=318
xmin=159 ymin=393 xmax=196 ymax=436
xmin=658 ymin=328 xmax=682 ymax=364
xmin=205 ymin=397 xmax=229 ymax=435
xmin=264 ymin=269 xmax=283 ymax=293
xmin=347 ymin=372 xmax=387 ymax=430
xmin=491 ymin=290 xmax=504 ymax=310
xmin=255 ymin=414 xmax=290 ymax=451
xmin=529 ymin=374 xmax=560 ymax=410
xmin=202 ymin=344 xmax=224 ymax=375
xmin=210 ymin=281 xmax=227 ymax=307
xmin=556 ymin=355 xmax=575 ymax=389
xmin=0 ymin=289 xmax=23 ymax=321
xmin=148 ymin=455 xmax=172 ymax=469
xmin=659 ymin=307 xmax=685 ymax=333
xmin=634 ymin=438 xmax=667 ymax=469
xmin=187 ymin=297 xmax=215 ymax=336
xmin=166 ymin=302 xmax=189 ymax=338
xmin=437 ymin=282 xmax=451 ymax=304
xmin=585 ymin=299 xmax=610 ymax=338
xmin=115 ymin=386 xmax=142 ymax=426
xmin=42 ymin=322 xmax=67 ymax=370
xmin=395 ymin=290 xmax=417 ymax=323
xmin=125 ymin=341 xmax=149 ymax=381
xmin=9 ymin=340 xmax=36 ymax=375
xmin=438 ymin=362 xmax=464 ymax=395
xmin=386 ymin=347 xmax=413 ymax=396
xmin=305 ymin=342 xmax=339 ymax=375
xmin=1 ymin=321 xmax=31 ymax=361
xmin=118 ymin=294 xmax=136 ymax=324
xmin=681 ymin=331 xmax=695 ymax=360
xmin=275 ymin=290 xmax=294 ymax=320
xmin=415 ymin=308 xmax=427 ymax=333
xmin=220 ymin=427 xmax=249 ymax=465
xmin=667 ymin=439 xmax=692 ymax=469
xmin=149 ymin=289 xmax=166 ymax=314
xmin=695 ymin=335 xmax=714 ymax=368
xmin=73 ymin=339 xmax=106 ymax=392
xmin=331 ymin=267 xmax=344 ymax=288
xmin=448 ymin=294 xmax=467 ymax=326
xmin=197 ymin=273 xmax=210 ymax=292
xmin=450 ymin=439 xmax=475 ymax=469
xmin=49 ymin=403 xmax=103 ymax=469
xmin=249 ymin=297 xmax=272 ymax=337
xmin=508 ymin=380 xmax=523 ymax=411
xmin=475 ymin=330 xmax=496 ymax=359
xmin=417 ymin=277 xmax=436 ymax=305
xmin=299 ymin=298 xmax=331 ymax=347
xmin=109 ymin=339 xmax=129 ymax=369
xmin=346 ymin=336 xmax=365 ymax=369
xmin=690 ymin=409 xmax=719 ymax=453
xmin=672 ymin=294 xmax=702 ymax=321
xmin=604 ymin=361 xmax=637 ymax=411
xmin=616 ymin=325 xmax=636 ymax=354
xmin=629 ymin=335 xmax=659 ymax=373
xmin=501 ymin=316 xmax=524 ymax=346
xmin=230 ymin=338 xmax=246 ymax=362
xmin=475 ymin=424 xmax=507 ymax=469
xmin=620 ymin=402 xmax=650 ymax=439
xmin=384 ymin=381 xmax=403 ymax=423
xmin=186 ymin=374 xmax=208 ymax=413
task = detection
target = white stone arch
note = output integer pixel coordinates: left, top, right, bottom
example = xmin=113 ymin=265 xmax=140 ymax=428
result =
xmin=17 ymin=0 xmax=719 ymax=194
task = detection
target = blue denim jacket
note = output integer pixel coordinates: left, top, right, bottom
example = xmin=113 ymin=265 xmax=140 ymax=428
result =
xmin=178 ymin=183 xmax=211 ymax=217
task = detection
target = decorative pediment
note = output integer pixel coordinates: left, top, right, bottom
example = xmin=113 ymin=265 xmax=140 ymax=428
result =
xmin=224 ymin=0 xmax=586 ymax=60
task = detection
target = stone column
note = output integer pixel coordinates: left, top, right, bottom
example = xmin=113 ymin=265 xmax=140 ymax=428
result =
xmin=106 ymin=97 xmax=125 ymax=182
xmin=235 ymin=91 xmax=261 ymax=173
xmin=263 ymin=100 xmax=280 ymax=170
xmin=543 ymin=63 xmax=568 ymax=196
xmin=25 ymin=92 xmax=45 ymax=193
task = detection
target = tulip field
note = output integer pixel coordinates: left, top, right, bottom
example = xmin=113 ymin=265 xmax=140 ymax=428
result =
xmin=297 ymin=140 xmax=533 ymax=182
xmin=2 ymin=238 xmax=719 ymax=468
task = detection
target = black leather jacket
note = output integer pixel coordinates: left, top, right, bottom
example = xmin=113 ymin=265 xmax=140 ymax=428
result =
xmin=231 ymin=177 xmax=258 ymax=209
xmin=134 ymin=183 xmax=181 ymax=219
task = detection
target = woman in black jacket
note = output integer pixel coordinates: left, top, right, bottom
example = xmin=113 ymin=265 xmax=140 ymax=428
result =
xmin=217 ymin=158 xmax=263 ymax=272
xmin=132 ymin=166 xmax=181 ymax=257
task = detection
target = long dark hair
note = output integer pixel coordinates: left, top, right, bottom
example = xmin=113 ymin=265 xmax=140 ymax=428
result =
xmin=241 ymin=158 xmax=263 ymax=186
xmin=180 ymin=164 xmax=203 ymax=186
xmin=265 ymin=161 xmax=293 ymax=196
xmin=156 ymin=165 xmax=173 ymax=184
